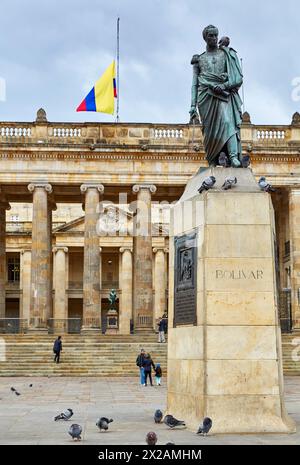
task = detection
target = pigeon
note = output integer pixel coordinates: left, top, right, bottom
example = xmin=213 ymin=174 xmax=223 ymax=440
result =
xmin=221 ymin=176 xmax=237 ymax=190
xmin=198 ymin=176 xmax=216 ymax=194
xmin=96 ymin=417 xmax=113 ymax=431
xmin=218 ymin=36 xmax=230 ymax=47
xmin=68 ymin=424 xmax=82 ymax=441
xmin=163 ymin=415 xmax=186 ymax=428
xmin=29 ymin=384 xmax=33 ymax=388
xmin=10 ymin=387 xmax=16 ymax=392
xmin=154 ymin=409 xmax=163 ymax=424
xmin=241 ymin=154 xmax=251 ymax=168
xmin=218 ymin=152 xmax=229 ymax=167
xmin=258 ymin=176 xmax=276 ymax=192
xmin=197 ymin=417 xmax=212 ymax=436
xmin=15 ymin=391 xmax=21 ymax=396
xmin=54 ymin=408 xmax=73 ymax=421
xmin=146 ymin=431 xmax=157 ymax=445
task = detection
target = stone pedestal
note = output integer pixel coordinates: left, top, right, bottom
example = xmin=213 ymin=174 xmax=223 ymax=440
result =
xmin=167 ymin=167 xmax=296 ymax=434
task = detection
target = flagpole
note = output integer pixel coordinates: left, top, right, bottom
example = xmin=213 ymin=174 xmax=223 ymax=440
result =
xmin=116 ymin=17 xmax=120 ymax=123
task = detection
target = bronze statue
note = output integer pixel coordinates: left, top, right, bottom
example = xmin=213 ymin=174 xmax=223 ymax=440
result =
xmin=189 ymin=25 xmax=243 ymax=167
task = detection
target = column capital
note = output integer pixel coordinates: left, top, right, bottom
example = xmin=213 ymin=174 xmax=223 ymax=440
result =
xmin=53 ymin=246 xmax=68 ymax=253
xmin=28 ymin=182 xmax=52 ymax=194
xmin=132 ymin=184 xmax=157 ymax=194
xmin=153 ymin=247 xmax=168 ymax=254
xmin=120 ymin=246 xmax=133 ymax=253
xmin=80 ymin=183 xmax=104 ymax=194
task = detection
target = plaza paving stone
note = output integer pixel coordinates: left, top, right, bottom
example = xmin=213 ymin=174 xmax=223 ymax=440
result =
xmin=0 ymin=376 xmax=299 ymax=445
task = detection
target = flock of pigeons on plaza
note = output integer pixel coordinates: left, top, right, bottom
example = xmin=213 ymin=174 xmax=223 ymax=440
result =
xmin=198 ymin=153 xmax=276 ymax=194
xmin=10 ymin=384 xmax=212 ymax=444
xmin=53 ymin=407 xmax=212 ymax=444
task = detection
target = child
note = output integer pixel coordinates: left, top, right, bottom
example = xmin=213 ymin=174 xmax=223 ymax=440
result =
xmin=155 ymin=363 xmax=162 ymax=386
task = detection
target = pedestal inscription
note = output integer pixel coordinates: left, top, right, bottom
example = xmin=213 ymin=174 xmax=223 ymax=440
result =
xmin=174 ymin=232 xmax=197 ymax=326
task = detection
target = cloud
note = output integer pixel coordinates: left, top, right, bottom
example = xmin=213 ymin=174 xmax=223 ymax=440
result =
xmin=0 ymin=0 xmax=299 ymax=124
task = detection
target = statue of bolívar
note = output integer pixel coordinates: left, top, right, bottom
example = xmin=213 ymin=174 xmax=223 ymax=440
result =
xmin=189 ymin=25 xmax=243 ymax=167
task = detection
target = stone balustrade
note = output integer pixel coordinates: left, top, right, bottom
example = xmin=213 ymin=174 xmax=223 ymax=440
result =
xmin=0 ymin=121 xmax=298 ymax=148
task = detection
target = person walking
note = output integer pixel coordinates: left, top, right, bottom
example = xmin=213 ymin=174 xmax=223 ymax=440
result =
xmin=53 ymin=335 xmax=62 ymax=364
xmin=136 ymin=348 xmax=146 ymax=385
xmin=142 ymin=353 xmax=155 ymax=386
xmin=158 ymin=317 xmax=167 ymax=343
xmin=154 ymin=363 xmax=162 ymax=386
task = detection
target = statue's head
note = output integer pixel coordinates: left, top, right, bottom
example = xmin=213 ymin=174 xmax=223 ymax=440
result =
xmin=202 ymin=25 xmax=219 ymax=47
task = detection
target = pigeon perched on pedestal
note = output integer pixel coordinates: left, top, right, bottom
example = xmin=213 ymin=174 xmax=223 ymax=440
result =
xmin=54 ymin=408 xmax=73 ymax=421
xmin=221 ymin=176 xmax=237 ymax=190
xmin=154 ymin=409 xmax=163 ymax=423
xmin=197 ymin=417 xmax=212 ymax=436
xmin=96 ymin=417 xmax=113 ymax=431
xmin=68 ymin=424 xmax=82 ymax=441
xmin=163 ymin=415 xmax=186 ymax=428
xmin=218 ymin=152 xmax=229 ymax=167
xmin=198 ymin=176 xmax=216 ymax=194
xmin=241 ymin=154 xmax=251 ymax=168
xmin=146 ymin=432 xmax=158 ymax=445
xmin=258 ymin=176 xmax=276 ymax=192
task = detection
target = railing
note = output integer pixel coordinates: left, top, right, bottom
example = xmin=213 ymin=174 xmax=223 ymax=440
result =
xmin=256 ymin=129 xmax=286 ymax=140
xmin=0 ymin=121 xmax=296 ymax=146
xmin=0 ymin=318 xmax=28 ymax=334
xmin=82 ymin=317 xmax=101 ymax=329
xmin=154 ymin=128 xmax=184 ymax=139
xmin=137 ymin=315 xmax=153 ymax=328
xmin=47 ymin=318 xmax=81 ymax=334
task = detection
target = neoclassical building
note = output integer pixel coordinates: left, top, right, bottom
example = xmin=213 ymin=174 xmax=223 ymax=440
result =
xmin=1 ymin=109 xmax=300 ymax=334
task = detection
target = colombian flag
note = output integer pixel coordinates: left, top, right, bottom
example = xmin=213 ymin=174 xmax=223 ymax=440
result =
xmin=76 ymin=61 xmax=117 ymax=114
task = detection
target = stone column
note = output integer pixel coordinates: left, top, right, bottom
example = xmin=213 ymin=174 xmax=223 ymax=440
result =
xmin=53 ymin=247 xmax=68 ymax=333
xmin=132 ymin=184 xmax=156 ymax=332
xmin=80 ymin=183 xmax=104 ymax=331
xmin=27 ymin=183 xmax=52 ymax=329
xmin=99 ymin=247 xmax=102 ymax=320
xmin=289 ymin=189 xmax=300 ymax=328
xmin=0 ymin=199 xmax=10 ymax=319
xmin=153 ymin=247 xmax=168 ymax=325
xmin=119 ymin=247 xmax=133 ymax=334
xmin=20 ymin=249 xmax=31 ymax=322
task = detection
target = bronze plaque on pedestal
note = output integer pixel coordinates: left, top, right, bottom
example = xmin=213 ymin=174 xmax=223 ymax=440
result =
xmin=174 ymin=232 xmax=197 ymax=326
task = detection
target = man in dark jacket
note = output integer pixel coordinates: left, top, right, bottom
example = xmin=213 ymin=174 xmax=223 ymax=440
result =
xmin=136 ymin=348 xmax=146 ymax=385
xmin=53 ymin=336 xmax=62 ymax=364
xmin=158 ymin=317 xmax=167 ymax=343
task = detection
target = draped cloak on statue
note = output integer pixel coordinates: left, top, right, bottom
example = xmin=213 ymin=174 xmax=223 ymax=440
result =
xmin=195 ymin=47 xmax=243 ymax=165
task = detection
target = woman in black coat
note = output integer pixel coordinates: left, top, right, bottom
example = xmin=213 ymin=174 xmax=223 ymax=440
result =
xmin=142 ymin=353 xmax=155 ymax=386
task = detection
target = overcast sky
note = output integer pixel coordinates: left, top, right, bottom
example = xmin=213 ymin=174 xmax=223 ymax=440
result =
xmin=0 ymin=0 xmax=299 ymax=125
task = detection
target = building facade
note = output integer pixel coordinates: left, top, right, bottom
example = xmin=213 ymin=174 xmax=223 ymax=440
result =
xmin=1 ymin=109 xmax=300 ymax=334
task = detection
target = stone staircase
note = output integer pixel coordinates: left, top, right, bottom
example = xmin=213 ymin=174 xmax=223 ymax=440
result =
xmin=0 ymin=334 xmax=168 ymax=377
xmin=282 ymin=331 xmax=300 ymax=375
xmin=1 ymin=331 xmax=299 ymax=377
